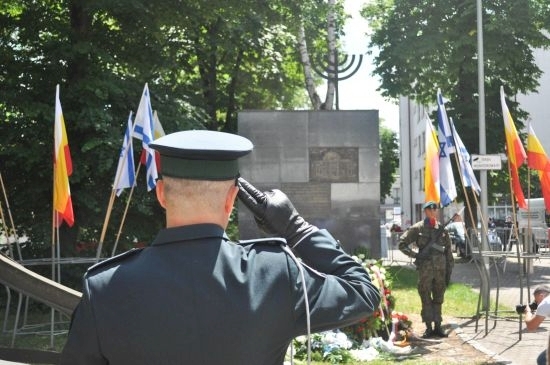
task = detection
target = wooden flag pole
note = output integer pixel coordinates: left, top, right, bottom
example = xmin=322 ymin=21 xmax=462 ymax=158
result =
xmin=450 ymin=150 xmax=479 ymax=238
xmin=112 ymin=163 xmax=142 ymax=257
xmin=96 ymin=190 xmax=117 ymax=260
xmin=97 ymin=114 xmax=136 ymax=260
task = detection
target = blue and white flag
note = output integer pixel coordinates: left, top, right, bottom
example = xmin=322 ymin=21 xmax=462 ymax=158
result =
xmin=450 ymin=118 xmax=481 ymax=195
xmin=114 ymin=112 xmax=136 ymax=196
xmin=436 ymin=89 xmax=457 ymax=206
xmin=133 ymin=83 xmax=158 ymax=191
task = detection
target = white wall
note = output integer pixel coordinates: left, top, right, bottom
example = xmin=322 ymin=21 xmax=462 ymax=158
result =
xmin=517 ymin=48 xmax=550 ymax=148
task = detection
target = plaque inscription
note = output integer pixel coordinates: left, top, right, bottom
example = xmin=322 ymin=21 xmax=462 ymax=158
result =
xmin=281 ymin=182 xmax=330 ymax=220
xmin=309 ymin=147 xmax=358 ymax=183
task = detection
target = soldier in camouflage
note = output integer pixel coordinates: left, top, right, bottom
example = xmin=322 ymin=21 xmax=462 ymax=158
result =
xmin=398 ymin=201 xmax=454 ymax=338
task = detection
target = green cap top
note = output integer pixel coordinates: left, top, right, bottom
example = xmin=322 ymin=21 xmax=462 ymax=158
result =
xmin=149 ymin=130 xmax=253 ymax=180
xmin=423 ymin=201 xmax=439 ymax=210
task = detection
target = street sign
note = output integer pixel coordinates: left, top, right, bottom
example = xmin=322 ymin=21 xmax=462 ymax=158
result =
xmin=471 ymin=154 xmax=502 ymax=170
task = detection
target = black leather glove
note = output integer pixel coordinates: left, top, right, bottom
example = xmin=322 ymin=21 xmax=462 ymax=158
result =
xmin=237 ymin=177 xmax=318 ymax=247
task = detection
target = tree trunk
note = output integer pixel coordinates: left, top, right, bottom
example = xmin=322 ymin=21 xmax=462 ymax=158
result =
xmin=324 ymin=0 xmax=337 ymax=110
xmin=297 ymin=23 xmax=322 ymax=110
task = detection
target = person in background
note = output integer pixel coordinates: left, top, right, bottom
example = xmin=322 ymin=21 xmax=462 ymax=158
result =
xmin=60 ymin=130 xmax=381 ymax=365
xmin=398 ymin=201 xmax=454 ymax=338
xmin=522 ymin=285 xmax=550 ymax=365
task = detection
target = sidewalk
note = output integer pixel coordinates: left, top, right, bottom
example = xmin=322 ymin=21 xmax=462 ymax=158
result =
xmin=389 ymin=248 xmax=550 ymax=365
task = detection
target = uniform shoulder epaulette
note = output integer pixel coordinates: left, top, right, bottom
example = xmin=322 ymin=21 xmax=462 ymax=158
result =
xmin=238 ymin=237 xmax=287 ymax=247
xmin=86 ymin=247 xmax=145 ymax=274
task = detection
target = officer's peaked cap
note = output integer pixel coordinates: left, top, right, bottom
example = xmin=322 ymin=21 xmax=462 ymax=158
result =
xmin=149 ymin=130 xmax=253 ymax=180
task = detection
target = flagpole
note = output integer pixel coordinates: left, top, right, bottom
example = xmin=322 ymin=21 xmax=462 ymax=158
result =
xmin=448 ymin=119 xmax=490 ymax=264
xmin=448 ymin=128 xmax=478 ymax=238
xmin=525 ymin=121 xmax=533 ymax=276
xmin=112 ymin=163 xmax=142 ymax=256
xmin=97 ymin=190 xmax=117 ymax=260
xmin=476 ymin=0 xmax=493 ymax=313
xmin=97 ymin=113 xmax=136 ymax=260
xmin=506 ymin=152 xmax=525 ymax=306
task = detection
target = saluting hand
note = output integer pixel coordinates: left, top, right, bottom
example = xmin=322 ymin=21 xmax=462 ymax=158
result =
xmin=237 ymin=178 xmax=317 ymax=247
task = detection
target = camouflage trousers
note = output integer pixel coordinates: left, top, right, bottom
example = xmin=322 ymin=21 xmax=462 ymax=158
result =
xmin=417 ymin=258 xmax=447 ymax=323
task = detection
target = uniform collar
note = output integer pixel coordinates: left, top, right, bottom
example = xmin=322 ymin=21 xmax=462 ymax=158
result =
xmin=151 ymin=223 xmax=228 ymax=246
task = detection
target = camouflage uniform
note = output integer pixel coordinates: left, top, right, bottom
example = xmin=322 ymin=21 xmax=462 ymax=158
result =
xmin=399 ymin=219 xmax=454 ymax=328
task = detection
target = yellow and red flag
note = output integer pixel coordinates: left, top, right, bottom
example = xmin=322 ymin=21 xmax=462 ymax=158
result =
xmin=527 ymin=125 xmax=550 ymax=211
xmin=500 ymin=86 xmax=527 ymax=209
xmin=53 ymin=85 xmax=74 ymax=227
xmin=527 ymin=125 xmax=550 ymax=172
xmin=424 ymin=118 xmax=440 ymax=204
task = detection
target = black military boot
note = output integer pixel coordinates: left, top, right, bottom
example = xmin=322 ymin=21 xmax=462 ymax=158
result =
xmin=433 ymin=322 xmax=448 ymax=337
xmin=422 ymin=322 xmax=433 ymax=338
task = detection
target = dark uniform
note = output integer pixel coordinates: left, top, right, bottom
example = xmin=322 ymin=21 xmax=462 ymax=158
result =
xmin=398 ymin=205 xmax=454 ymax=337
xmin=60 ymin=130 xmax=381 ymax=364
xmin=60 ymin=225 xmax=380 ymax=364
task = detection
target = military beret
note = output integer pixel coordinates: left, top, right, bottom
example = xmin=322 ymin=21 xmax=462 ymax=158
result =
xmin=149 ymin=130 xmax=253 ymax=180
xmin=423 ymin=201 xmax=439 ymax=210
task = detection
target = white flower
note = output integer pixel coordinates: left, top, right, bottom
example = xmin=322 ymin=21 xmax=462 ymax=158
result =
xmin=321 ymin=330 xmax=353 ymax=349
xmin=350 ymin=348 xmax=379 ymax=362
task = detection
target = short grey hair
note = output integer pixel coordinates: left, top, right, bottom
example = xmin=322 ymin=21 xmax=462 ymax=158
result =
xmin=534 ymin=285 xmax=550 ymax=295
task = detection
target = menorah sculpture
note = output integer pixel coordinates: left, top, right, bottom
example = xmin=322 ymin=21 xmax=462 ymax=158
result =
xmin=312 ymin=50 xmax=364 ymax=110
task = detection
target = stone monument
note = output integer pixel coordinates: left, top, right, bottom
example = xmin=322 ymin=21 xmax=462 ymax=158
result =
xmin=237 ymin=110 xmax=381 ymax=257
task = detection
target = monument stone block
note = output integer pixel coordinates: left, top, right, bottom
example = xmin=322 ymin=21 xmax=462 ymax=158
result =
xmin=238 ymin=111 xmax=381 ymax=257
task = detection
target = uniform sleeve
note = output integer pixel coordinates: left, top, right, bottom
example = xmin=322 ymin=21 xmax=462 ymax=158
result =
xmin=60 ymin=279 xmax=107 ymax=365
xmin=398 ymin=224 xmax=419 ymax=258
xmin=289 ymin=229 xmax=381 ymax=335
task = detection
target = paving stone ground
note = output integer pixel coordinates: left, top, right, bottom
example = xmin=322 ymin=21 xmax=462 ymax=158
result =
xmin=388 ymin=248 xmax=550 ymax=364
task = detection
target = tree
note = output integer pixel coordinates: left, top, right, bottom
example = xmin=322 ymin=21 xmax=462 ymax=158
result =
xmin=296 ymin=0 xmax=348 ymax=110
xmin=362 ymin=0 xmax=550 ymax=206
xmin=0 ymin=0 xmax=322 ymax=262
xmin=380 ymin=125 xmax=399 ymax=200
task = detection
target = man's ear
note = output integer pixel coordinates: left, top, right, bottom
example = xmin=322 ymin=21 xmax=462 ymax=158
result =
xmin=225 ymin=185 xmax=239 ymax=215
xmin=156 ymin=179 xmax=166 ymax=208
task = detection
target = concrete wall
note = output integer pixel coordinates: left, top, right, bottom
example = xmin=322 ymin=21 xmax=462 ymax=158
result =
xmin=237 ymin=110 xmax=382 ymax=257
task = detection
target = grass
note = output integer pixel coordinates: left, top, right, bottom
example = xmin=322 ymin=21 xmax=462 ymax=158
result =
xmin=389 ymin=266 xmax=484 ymax=318
xmin=0 ymin=263 xmax=508 ymax=364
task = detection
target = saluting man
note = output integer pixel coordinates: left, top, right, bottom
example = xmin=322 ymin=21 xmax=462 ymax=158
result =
xmin=398 ymin=201 xmax=454 ymax=338
xmin=61 ymin=130 xmax=380 ymax=364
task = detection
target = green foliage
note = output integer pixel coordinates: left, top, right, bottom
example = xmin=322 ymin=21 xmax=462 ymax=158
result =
xmin=0 ymin=0 xmax=329 ymax=264
xmin=340 ymin=256 xmax=403 ymax=343
xmin=380 ymin=125 xmax=399 ymax=200
xmin=293 ymin=333 xmax=354 ymax=364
